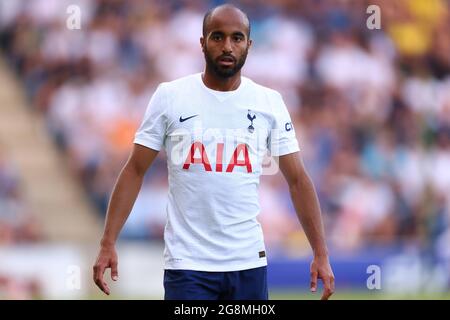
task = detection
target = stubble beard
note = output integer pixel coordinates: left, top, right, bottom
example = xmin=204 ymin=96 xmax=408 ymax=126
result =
xmin=204 ymin=46 xmax=248 ymax=79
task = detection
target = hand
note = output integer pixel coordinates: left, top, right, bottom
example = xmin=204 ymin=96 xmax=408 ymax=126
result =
xmin=310 ymin=254 xmax=335 ymax=300
xmin=93 ymin=243 xmax=119 ymax=295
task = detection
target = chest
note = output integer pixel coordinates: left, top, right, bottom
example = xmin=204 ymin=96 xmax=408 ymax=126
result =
xmin=164 ymin=95 xmax=274 ymax=172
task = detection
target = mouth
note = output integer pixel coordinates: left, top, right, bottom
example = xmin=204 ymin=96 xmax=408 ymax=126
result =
xmin=217 ymin=56 xmax=235 ymax=67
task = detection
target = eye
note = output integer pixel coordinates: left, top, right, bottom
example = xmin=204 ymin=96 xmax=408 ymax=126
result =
xmin=233 ymin=35 xmax=244 ymax=42
xmin=211 ymin=34 xmax=222 ymax=41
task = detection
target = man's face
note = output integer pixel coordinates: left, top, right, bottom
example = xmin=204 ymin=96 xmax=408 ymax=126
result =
xmin=201 ymin=9 xmax=252 ymax=78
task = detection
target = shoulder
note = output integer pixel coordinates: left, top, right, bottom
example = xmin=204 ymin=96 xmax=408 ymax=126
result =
xmin=242 ymin=76 xmax=283 ymax=102
xmin=243 ymin=77 xmax=292 ymax=119
xmin=149 ymin=74 xmax=199 ymax=113
xmin=158 ymin=73 xmax=200 ymax=93
xmin=243 ymin=77 xmax=286 ymax=116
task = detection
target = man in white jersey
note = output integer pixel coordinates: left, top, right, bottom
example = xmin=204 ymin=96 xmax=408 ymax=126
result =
xmin=93 ymin=4 xmax=335 ymax=300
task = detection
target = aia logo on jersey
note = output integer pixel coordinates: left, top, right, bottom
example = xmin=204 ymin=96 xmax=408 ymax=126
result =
xmin=183 ymin=142 xmax=252 ymax=173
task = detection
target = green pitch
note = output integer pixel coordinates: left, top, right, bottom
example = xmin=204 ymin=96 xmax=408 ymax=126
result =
xmin=86 ymin=290 xmax=450 ymax=300
xmin=269 ymin=290 xmax=450 ymax=300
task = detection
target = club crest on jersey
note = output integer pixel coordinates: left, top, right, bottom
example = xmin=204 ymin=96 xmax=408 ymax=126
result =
xmin=247 ymin=110 xmax=256 ymax=133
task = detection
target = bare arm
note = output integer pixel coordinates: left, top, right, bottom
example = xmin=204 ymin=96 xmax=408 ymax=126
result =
xmin=93 ymin=144 xmax=159 ymax=295
xmin=278 ymin=152 xmax=335 ymax=300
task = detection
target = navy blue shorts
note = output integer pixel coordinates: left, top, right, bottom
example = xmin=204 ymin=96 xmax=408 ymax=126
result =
xmin=164 ymin=266 xmax=268 ymax=300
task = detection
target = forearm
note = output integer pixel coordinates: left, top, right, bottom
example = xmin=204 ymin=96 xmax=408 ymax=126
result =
xmin=100 ymin=165 xmax=144 ymax=247
xmin=289 ymin=173 xmax=328 ymax=256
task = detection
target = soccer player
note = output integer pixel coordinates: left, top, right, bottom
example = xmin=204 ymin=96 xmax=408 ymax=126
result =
xmin=93 ymin=4 xmax=335 ymax=300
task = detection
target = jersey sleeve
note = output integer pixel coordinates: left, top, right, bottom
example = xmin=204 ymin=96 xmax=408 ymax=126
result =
xmin=134 ymin=84 xmax=168 ymax=151
xmin=268 ymin=91 xmax=300 ymax=156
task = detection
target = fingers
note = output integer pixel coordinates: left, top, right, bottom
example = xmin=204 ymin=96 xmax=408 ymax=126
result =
xmin=310 ymin=271 xmax=318 ymax=293
xmin=320 ymin=275 xmax=335 ymax=300
xmin=93 ymin=264 xmax=110 ymax=295
xmin=93 ymin=246 xmax=118 ymax=295
xmin=111 ymin=260 xmax=119 ymax=281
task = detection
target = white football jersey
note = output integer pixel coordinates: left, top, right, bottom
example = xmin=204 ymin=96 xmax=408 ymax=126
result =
xmin=134 ymin=73 xmax=299 ymax=271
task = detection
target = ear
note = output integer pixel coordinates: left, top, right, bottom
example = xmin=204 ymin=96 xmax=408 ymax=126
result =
xmin=248 ymin=39 xmax=253 ymax=49
xmin=200 ymin=37 xmax=205 ymax=53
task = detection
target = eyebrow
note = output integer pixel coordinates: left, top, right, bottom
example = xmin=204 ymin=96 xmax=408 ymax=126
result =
xmin=210 ymin=31 xmax=246 ymax=38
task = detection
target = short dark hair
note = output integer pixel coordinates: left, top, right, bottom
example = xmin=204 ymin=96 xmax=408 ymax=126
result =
xmin=202 ymin=4 xmax=251 ymax=38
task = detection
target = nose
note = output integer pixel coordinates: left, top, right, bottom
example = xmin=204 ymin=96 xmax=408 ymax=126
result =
xmin=222 ymin=37 xmax=232 ymax=54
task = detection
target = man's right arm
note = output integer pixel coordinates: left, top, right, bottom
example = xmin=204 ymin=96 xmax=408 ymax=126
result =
xmin=93 ymin=143 xmax=159 ymax=295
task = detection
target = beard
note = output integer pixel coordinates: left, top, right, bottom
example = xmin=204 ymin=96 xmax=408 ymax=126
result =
xmin=204 ymin=47 xmax=248 ymax=79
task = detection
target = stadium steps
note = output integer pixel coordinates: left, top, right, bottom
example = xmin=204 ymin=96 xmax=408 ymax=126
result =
xmin=0 ymin=57 xmax=102 ymax=243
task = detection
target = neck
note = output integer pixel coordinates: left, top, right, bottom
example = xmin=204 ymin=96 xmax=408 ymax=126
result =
xmin=202 ymin=68 xmax=241 ymax=92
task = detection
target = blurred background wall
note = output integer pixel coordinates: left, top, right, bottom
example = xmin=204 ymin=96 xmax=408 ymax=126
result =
xmin=0 ymin=0 xmax=449 ymax=299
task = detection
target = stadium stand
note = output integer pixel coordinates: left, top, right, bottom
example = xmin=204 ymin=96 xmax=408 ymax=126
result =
xmin=0 ymin=0 xmax=449 ymax=297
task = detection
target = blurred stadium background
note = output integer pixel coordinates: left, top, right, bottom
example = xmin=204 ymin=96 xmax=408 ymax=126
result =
xmin=0 ymin=0 xmax=450 ymax=299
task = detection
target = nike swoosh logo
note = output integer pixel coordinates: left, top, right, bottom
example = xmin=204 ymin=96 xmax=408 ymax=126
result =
xmin=179 ymin=114 xmax=198 ymax=122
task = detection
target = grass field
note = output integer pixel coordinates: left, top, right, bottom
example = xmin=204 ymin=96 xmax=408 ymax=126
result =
xmin=87 ymin=290 xmax=450 ymax=300
xmin=269 ymin=290 xmax=450 ymax=300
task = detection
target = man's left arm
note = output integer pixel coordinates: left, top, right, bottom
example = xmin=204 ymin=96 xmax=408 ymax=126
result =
xmin=278 ymin=152 xmax=335 ymax=300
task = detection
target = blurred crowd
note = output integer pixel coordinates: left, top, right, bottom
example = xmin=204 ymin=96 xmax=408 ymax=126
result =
xmin=0 ymin=150 xmax=42 ymax=244
xmin=0 ymin=0 xmax=449 ymax=263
